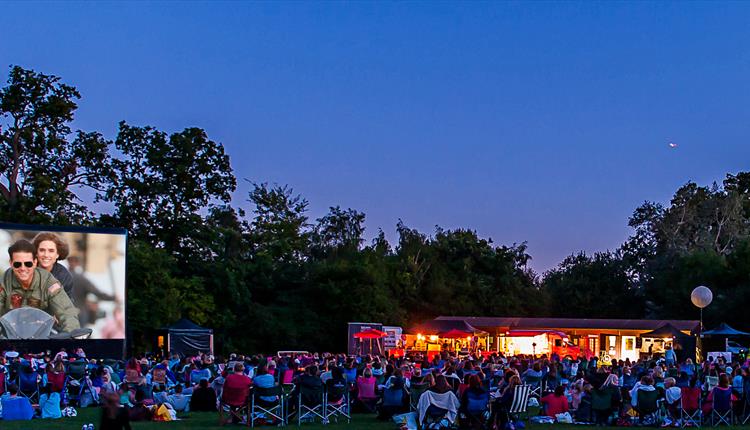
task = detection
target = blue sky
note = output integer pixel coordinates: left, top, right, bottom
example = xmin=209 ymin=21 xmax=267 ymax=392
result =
xmin=2 ymin=2 xmax=749 ymax=272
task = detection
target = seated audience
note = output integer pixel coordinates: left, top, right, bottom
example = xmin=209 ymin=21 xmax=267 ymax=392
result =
xmin=39 ymin=383 xmax=62 ymax=419
xmin=166 ymin=384 xmax=190 ymax=413
xmin=190 ymin=379 xmax=217 ymax=412
xmin=541 ymin=385 xmax=570 ymax=417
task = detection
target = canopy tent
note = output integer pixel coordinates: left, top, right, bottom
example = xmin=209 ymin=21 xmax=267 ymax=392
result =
xmin=640 ymin=323 xmax=688 ymax=338
xmin=411 ymin=319 xmax=488 ymax=337
xmin=640 ymin=323 xmax=696 ymax=362
xmin=353 ymin=328 xmax=386 ymax=339
xmin=352 ymin=328 xmax=385 ymax=354
xmin=702 ymin=323 xmax=750 ymax=337
xmin=159 ymin=319 xmax=213 ymax=356
xmin=440 ymin=329 xmax=478 ymax=339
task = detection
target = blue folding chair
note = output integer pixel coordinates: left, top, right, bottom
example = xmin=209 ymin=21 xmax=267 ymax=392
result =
xmin=18 ymin=365 xmax=39 ymax=403
xmin=711 ymin=388 xmax=733 ymax=426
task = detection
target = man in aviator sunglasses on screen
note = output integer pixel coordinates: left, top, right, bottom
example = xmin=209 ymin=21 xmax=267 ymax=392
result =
xmin=0 ymin=239 xmax=80 ymax=332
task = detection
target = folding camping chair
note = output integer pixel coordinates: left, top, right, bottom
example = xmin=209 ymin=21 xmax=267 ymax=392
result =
xmin=355 ymin=377 xmax=378 ymax=412
xmin=297 ymin=383 xmax=325 ymax=425
xmin=423 ymin=405 xmax=455 ymax=429
xmin=281 ymin=369 xmax=294 ymax=386
xmin=45 ymin=368 xmax=67 ymax=393
xmin=508 ymin=385 xmax=532 ymax=422
xmin=18 ymin=364 xmax=40 ymax=403
xmin=76 ymin=374 xmax=100 ymax=407
xmin=379 ymin=384 xmax=408 ymax=419
xmin=410 ymin=382 xmax=430 ymax=411
xmin=742 ymin=389 xmax=750 ymax=425
xmin=66 ymin=360 xmax=87 ymax=382
xmin=343 ymin=368 xmax=357 ymax=385
xmin=591 ymin=387 xmax=615 ymax=426
xmin=680 ymin=386 xmax=702 ymax=428
xmin=324 ymin=382 xmax=351 ymax=424
xmin=705 ymin=376 xmax=719 ymax=392
xmin=418 ymin=390 xmax=460 ymax=430
xmin=711 ymin=388 xmax=733 ymax=426
xmin=250 ymin=385 xmax=285 ymax=427
xmin=375 ymin=374 xmax=385 ymax=386
xmin=65 ymin=360 xmax=87 ymax=404
xmin=523 ymin=375 xmax=543 ymax=398
xmin=218 ymin=381 xmax=251 ymax=426
xmin=0 ymin=367 xmax=7 ymax=396
xmin=461 ymin=389 xmax=490 ymax=430
xmin=635 ymin=389 xmax=660 ymax=425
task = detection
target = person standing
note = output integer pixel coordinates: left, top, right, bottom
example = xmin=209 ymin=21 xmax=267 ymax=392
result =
xmin=664 ymin=345 xmax=677 ymax=367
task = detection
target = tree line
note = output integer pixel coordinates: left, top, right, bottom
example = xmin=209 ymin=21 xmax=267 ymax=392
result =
xmin=2 ymin=66 xmax=749 ymax=354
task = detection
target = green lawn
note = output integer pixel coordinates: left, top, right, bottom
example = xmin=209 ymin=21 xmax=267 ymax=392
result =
xmin=0 ymin=408 xmax=394 ymax=429
xmin=5 ymin=408 xmax=750 ymax=430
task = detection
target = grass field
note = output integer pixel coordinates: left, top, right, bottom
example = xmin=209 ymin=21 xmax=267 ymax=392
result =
xmin=0 ymin=408 xmax=393 ymax=429
xmin=5 ymin=408 xmax=750 ymax=430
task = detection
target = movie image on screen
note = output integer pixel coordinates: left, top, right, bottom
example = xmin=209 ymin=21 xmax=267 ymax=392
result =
xmin=0 ymin=225 xmax=126 ymax=340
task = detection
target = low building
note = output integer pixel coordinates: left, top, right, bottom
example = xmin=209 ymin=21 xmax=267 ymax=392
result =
xmin=434 ymin=316 xmax=699 ymax=362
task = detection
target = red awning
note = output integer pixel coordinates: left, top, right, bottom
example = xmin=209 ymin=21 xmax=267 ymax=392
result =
xmin=354 ymin=329 xmax=386 ymax=339
xmin=506 ymin=330 xmax=568 ymax=338
xmin=440 ymin=329 xmax=474 ymax=339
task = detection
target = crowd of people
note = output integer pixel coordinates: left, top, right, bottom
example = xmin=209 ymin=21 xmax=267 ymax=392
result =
xmin=0 ymin=346 xmax=749 ymax=429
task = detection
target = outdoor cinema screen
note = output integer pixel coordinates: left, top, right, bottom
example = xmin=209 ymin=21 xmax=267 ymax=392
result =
xmin=0 ymin=223 xmax=126 ymax=340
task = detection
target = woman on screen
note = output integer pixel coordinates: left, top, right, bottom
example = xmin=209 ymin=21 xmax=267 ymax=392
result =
xmin=32 ymin=232 xmax=74 ymax=299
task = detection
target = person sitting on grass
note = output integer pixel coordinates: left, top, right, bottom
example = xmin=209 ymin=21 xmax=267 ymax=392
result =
xmin=541 ymin=385 xmax=569 ymax=418
xmin=39 ymin=383 xmax=62 ymax=419
xmin=166 ymin=384 xmax=190 ymax=413
xmin=575 ymin=383 xmax=593 ymax=422
xmin=190 ymin=360 xmax=212 ymax=387
xmin=100 ymin=390 xmax=132 ymax=430
xmin=0 ymin=384 xmax=34 ymax=421
xmin=128 ymin=389 xmax=153 ymax=422
xmin=190 ymin=379 xmax=217 ymax=412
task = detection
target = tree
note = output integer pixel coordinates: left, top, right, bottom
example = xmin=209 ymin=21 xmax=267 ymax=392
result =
xmin=0 ymin=66 xmax=112 ymax=224
xmin=310 ymin=206 xmax=366 ymax=257
xmin=627 ymin=180 xmax=750 ymax=259
xmin=642 ymin=250 xmax=727 ymax=321
xmin=542 ymin=251 xmax=641 ymax=318
xmin=233 ymin=183 xmax=311 ymax=351
xmin=246 ymin=182 xmax=309 ymax=263
xmin=101 ymin=122 xmax=236 ymax=260
xmin=126 ymin=240 xmax=215 ymax=352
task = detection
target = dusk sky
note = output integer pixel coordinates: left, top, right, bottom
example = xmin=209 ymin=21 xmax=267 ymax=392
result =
xmin=2 ymin=2 xmax=749 ymax=273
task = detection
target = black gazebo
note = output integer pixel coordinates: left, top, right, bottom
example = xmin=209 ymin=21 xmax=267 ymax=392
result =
xmin=640 ymin=323 xmax=696 ymax=362
xmin=158 ymin=319 xmax=214 ymax=356
xmin=702 ymin=322 xmax=750 ymax=355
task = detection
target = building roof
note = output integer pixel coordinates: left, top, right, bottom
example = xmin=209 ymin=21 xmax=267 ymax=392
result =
xmin=435 ymin=316 xmax=699 ymax=332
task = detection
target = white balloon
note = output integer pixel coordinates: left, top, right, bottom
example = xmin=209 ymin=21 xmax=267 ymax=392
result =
xmin=691 ymin=286 xmax=713 ymax=308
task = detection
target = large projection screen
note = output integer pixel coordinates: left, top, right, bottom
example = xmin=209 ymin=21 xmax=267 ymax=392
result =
xmin=0 ymin=223 xmax=126 ymax=357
